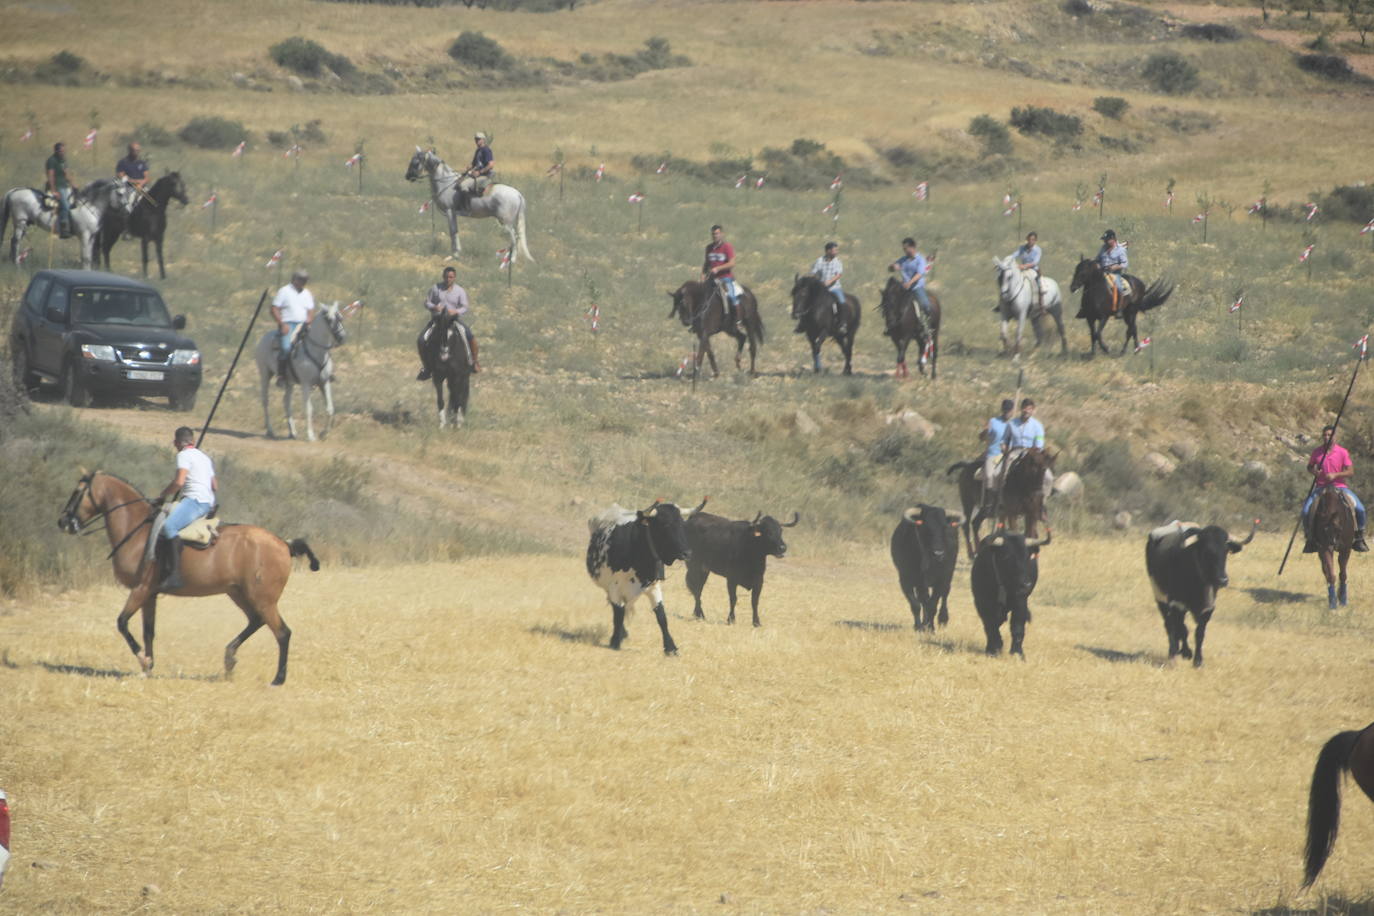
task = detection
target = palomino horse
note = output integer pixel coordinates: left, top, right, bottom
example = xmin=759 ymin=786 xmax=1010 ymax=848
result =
xmin=1309 ymin=485 xmax=1356 ymax=609
xmin=1069 ymin=257 xmax=1174 ymax=357
xmin=667 ymin=280 xmax=765 ymax=377
xmin=1 ymin=177 xmax=133 ymax=269
xmin=99 ymin=171 xmax=189 ymax=278
xmin=948 ymin=447 xmax=1056 ymax=553
xmin=1304 ymin=721 xmax=1374 ymax=887
xmin=254 ymin=301 xmax=354 ymax=441
xmin=992 ymin=255 xmax=1067 ymax=358
xmin=790 ymin=274 xmax=860 ymax=375
xmin=57 ymin=471 xmax=319 ymax=685
xmin=877 ymin=277 xmax=939 ymax=380
xmin=404 ymin=147 xmax=533 ymax=262
xmin=427 ymin=308 xmax=473 ymax=429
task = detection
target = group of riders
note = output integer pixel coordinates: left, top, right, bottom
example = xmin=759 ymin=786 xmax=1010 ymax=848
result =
xmin=41 ymin=139 xmax=150 ymax=238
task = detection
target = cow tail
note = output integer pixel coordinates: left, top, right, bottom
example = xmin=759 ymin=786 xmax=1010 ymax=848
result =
xmin=1138 ymin=277 xmax=1174 ymax=313
xmin=1303 ymin=728 xmax=1362 ymax=887
xmin=288 ymin=538 xmax=321 ymax=572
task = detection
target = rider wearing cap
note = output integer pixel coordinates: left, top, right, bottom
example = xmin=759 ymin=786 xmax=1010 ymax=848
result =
xmin=462 ymin=132 xmax=495 ymax=198
xmin=1097 ymin=229 xmax=1129 ymax=310
xmin=271 ymin=269 xmax=316 ymax=386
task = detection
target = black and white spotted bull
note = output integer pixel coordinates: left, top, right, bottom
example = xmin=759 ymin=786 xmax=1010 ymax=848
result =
xmin=685 ymin=510 xmax=799 ymax=627
xmin=971 ymin=530 xmax=1050 ymax=656
xmin=890 ymin=505 xmax=963 ymax=631
xmin=586 ymin=499 xmax=704 ymax=655
xmin=1145 ymin=519 xmax=1257 ymax=667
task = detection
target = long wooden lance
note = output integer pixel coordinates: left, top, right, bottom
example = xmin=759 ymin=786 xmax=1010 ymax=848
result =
xmin=196 ymin=289 xmax=270 ymax=448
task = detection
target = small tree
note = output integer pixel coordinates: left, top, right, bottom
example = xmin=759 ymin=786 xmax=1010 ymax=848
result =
xmin=1349 ymin=0 xmax=1374 ymax=46
xmin=1092 ymin=96 xmax=1130 ymax=119
xmin=448 ymin=31 xmax=512 ymax=70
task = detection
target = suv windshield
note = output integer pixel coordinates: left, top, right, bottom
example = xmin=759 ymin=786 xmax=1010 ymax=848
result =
xmin=70 ymin=288 xmax=173 ymax=327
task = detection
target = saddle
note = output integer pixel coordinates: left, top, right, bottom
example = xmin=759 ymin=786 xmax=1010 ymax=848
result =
xmin=178 ymin=515 xmax=222 ymax=548
xmin=1103 ymin=274 xmax=1134 ymax=314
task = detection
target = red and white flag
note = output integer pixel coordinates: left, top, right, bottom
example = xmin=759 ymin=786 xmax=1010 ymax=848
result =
xmin=284 ymin=144 xmax=302 ymax=158
xmin=1361 ymin=218 xmax=1374 ymax=235
xmin=201 ymin=193 xmax=217 ymax=209
xmin=19 ymin=128 xmax=33 ymax=142
xmin=1164 ymin=191 xmax=1175 ymax=209
xmin=1002 ymin=201 xmax=1019 ymax=217
xmin=755 ymin=176 xmax=766 ymax=189
xmin=734 ymin=174 xmax=748 ymax=189
xmin=265 ymin=249 xmax=284 ymax=269
xmin=1305 ymin=202 xmax=1319 ymax=221
xmin=594 ymin=162 xmax=604 ymax=182
xmin=1093 ymin=189 xmax=1104 ymax=204
xmin=1134 ymin=337 xmax=1151 ymax=353
xmin=1300 ymin=244 xmax=1315 ymax=262
xmin=821 ymin=202 xmax=835 ymax=214
xmin=83 ymin=128 xmax=97 ymax=148
xmin=545 ymin=162 xmax=563 ymax=176
xmin=627 ymin=193 xmax=645 ymax=203
xmin=1247 ymin=198 xmax=1265 ymax=215
xmin=1192 ymin=212 xmax=1206 ymax=224
xmin=16 ymin=247 xmax=31 ymax=265
xmin=1356 ymin=335 xmax=1369 ymax=359
xmin=1071 ymin=200 xmax=1083 ymax=211
xmin=344 ymin=153 xmax=362 ymax=168
xmin=497 ymin=248 xmax=511 ymax=270
xmin=1230 ymin=295 xmax=1243 ymax=313
xmin=675 ymin=354 xmax=692 ymax=378
xmin=923 ymin=339 xmax=935 ymax=361
xmin=912 ymin=181 xmax=928 ymax=200
xmin=586 ymin=303 xmax=600 ymax=333
xmin=1002 ymin=193 xmax=1012 ymax=205
xmin=830 ymin=174 xmax=843 ymax=190
xmin=232 ymin=141 xmax=246 ymax=157
xmin=418 ymin=200 xmax=431 ymax=214
xmin=655 ymin=162 xmax=667 ymax=174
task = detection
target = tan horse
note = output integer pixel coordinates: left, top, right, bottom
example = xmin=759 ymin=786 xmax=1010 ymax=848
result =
xmin=57 ymin=471 xmax=319 ymax=685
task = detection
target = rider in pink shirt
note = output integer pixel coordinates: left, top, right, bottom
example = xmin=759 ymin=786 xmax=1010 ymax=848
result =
xmin=1304 ymin=424 xmax=1368 ymax=552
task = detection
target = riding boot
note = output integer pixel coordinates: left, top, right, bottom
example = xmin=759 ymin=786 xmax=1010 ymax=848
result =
xmin=732 ymin=301 xmax=746 ymax=335
xmin=59 ymin=220 xmax=72 ymax=240
xmin=1356 ymin=530 xmax=1370 ymax=552
xmin=276 ymin=355 xmax=290 ymax=388
xmin=159 ymin=538 xmax=184 ymax=593
xmin=469 ymin=335 xmax=481 ymax=373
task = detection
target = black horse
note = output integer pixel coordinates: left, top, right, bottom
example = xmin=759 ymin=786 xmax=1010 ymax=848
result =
xmin=1304 ymin=721 xmax=1374 ymax=887
xmin=427 ymin=309 xmax=473 ymax=429
xmin=99 ymin=172 xmax=189 ymax=279
xmin=790 ymin=275 xmax=860 ymax=375
xmin=877 ymin=277 xmax=939 ymax=380
xmin=667 ymin=280 xmax=765 ymax=377
xmin=1069 ymin=257 xmax=1173 ymax=357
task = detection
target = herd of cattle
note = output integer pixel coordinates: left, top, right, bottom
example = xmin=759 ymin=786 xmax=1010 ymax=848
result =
xmin=586 ymin=498 xmax=1259 ymax=663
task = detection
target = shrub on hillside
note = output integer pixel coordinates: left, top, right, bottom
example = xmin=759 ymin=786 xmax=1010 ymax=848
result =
xmin=968 ymin=114 xmax=1012 ymax=156
xmin=33 ymin=50 xmax=88 ymax=84
xmin=448 ymin=31 xmax=513 ymax=70
xmin=178 ymin=116 xmax=249 ymax=150
xmin=1146 ymin=107 xmax=1217 ymax=134
xmin=1092 ymin=96 xmax=1129 ymax=119
xmin=563 ymin=37 xmax=689 ymax=82
xmin=1009 ymin=106 xmax=1083 ymax=142
xmin=118 ymin=123 xmax=179 ymax=148
xmin=756 ymin=138 xmax=882 ymax=190
xmin=1142 ymin=53 xmax=1200 ymax=94
xmin=270 ymin=36 xmax=357 ymax=78
xmin=1296 ymin=53 xmax=1358 ymax=81
xmin=1181 ymin=23 xmax=1241 ymax=42
xmin=1062 ymin=0 xmax=1093 ymax=14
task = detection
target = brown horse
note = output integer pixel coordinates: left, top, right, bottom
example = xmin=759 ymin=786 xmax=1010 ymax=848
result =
xmin=1069 ymin=257 xmax=1174 ymax=357
xmin=1304 ymin=721 xmax=1374 ymax=887
xmin=57 ymin=471 xmax=319 ymax=685
xmin=790 ymin=274 xmax=860 ymax=375
xmin=1310 ymin=486 xmax=1356 ymax=610
xmin=877 ymin=277 xmax=939 ymax=380
xmin=667 ymin=280 xmax=765 ymax=377
xmin=948 ymin=448 xmax=1056 ymax=552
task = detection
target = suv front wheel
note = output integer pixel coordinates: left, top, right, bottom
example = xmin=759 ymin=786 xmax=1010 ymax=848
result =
xmin=10 ymin=342 xmax=37 ymax=393
xmin=63 ymin=362 xmax=92 ymax=408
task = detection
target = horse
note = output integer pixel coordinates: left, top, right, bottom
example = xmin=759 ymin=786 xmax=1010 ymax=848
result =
xmin=1310 ymin=485 xmax=1356 ymax=609
xmin=877 ymin=277 xmax=939 ymax=380
xmin=667 ymin=280 xmax=765 ymax=377
xmin=254 ymin=301 xmax=353 ymax=441
xmin=57 ymin=471 xmax=320 ymax=685
xmin=1069 ymin=257 xmax=1174 ymax=357
xmin=992 ymin=255 xmax=1067 ymax=358
xmin=1303 ymin=721 xmax=1374 ymax=888
xmin=790 ymin=274 xmax=860 ymax=375
xmin=427 ymin=308 xmax=473 ymax=429
xmin=949 ymin=447 xmax=1056 ymax=552
xmin=404 ymin=147 xmax=533 ymax=263
xmin=99 ymin=172 xmax=188 ymax=278
xmin=1 ymin=178 xmax=133 ymax=269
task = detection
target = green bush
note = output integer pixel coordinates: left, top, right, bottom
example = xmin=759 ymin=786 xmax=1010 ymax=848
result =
xmin=32 ymin=50 xmax=88 ymax=84
xmin=47 ymin=50 xmax=84 ymax=74
xmin=1092 ymin=96 xmax=1129 ymax=119
xmin=558 ymin=37 xmax=689 ymax=82
xmin=1142 ymin=53 xmax=1200 ymax=94
xmin=448 ymin=31 xmax=514 ymax=70
xmin=178 ymin=116 xmax=250 ymax=150
xmin=269 ymin=36 xmax=356 ymax=78
xmin=1009 ymin=106 xmax=1083 ymax=142
xmin=1296 ymin=53 xmax=1358 ymax=81
xmin=968 ymin=115 xmax=1012 ymax=156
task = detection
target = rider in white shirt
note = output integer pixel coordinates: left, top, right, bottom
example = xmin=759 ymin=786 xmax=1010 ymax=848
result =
xmin=154 ymin=426 xmax=218 ymax=592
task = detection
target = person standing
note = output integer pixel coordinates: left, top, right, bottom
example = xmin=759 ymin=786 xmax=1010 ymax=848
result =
xmin=45 ymin=141 xmax=74 ymax=238
xmin=153 ymin=426 xmax=218 ymax=592
xmin=115 ymin=142 xmax=149 ymax=191
xmin=809 ymin=240 xmax=846 ymax=334
xmin=416 ymin=265 xmax=480 ymax=380
xmin=1304 ymin=424 xmax=1369 ymax=552
xmin=1011 ymin=231 xmax=1042 ymax=310
xmin=702 ymin=224 xmax=743 ymax=332
xmin=271 ymin=269 xmax=316 ymax=387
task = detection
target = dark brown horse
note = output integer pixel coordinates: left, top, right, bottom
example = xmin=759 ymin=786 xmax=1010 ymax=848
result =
xmin=790 ymin=275 xmax=860 ymax=375
xmin=667 ymin=280 xmax=765 ymax=377
xmin=57 ymin=471 xmax=319 ymax=685
xmin=877 ymin=277 xmax=939 ymax=380
xmin=949 ymin=448 xmax=1055 ymax=552
xmin=1310 ymin=486 xmax=1355 ymax=609
xmin=1304 ymin=721 xmax=1374 ymax=887
xmin=99 ymin=172 xmax=188 ymax=279
xmin=1069 ymin=257 xmax=1173 ymax=357
xmin=428 ymin=308 xmax=473 ymax=429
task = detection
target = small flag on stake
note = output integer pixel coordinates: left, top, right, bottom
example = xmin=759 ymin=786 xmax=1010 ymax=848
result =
xmin=1230 ymin=295 xmax=1243 ymax=313
xmin=1134 ymin=337 xmax=1151 ymax=354
xmin=830 ymin=174 xmax=843 ymax=190
xmin=1305 ymin=202 xmax=1319 ymax=221
xmin=1164 ymin=191 xmax=1175 ymax=209
xmin=545 ymin=162 xmax=563 ymax=176
xmin=1300 ymin=244 xmax=1315 ymax=262
xmin=1192 ymin=212 xmax=1206 ymax=224
xmin=265 ymin=249 xmax=283 ymax=269
xmin=19 ymin=128 xmax=33 ymax=142
xmin=497 ymin=248 xmax=511 ymax=270
xmin=734 ymin=174 xmax=749 ymax=189
xmin=913 ymin=181 xmax=928 ymax=200
xmin=594 ymin=163 xmax=604 ymax=182
xmin=755 ymin=176 xmax=766 ymax=189
xmin=586 ymin=303 xmax=600 ymax=333
xmin=232 ymin=141 xmax=246 ymax=157
xmin=16 ymin=247 xmax=31 ymax=264
xmin=418 ymin=200 xmax=431 ymax=214
xmin=1003 ymin=201 xmax=1019 ymax=217
xmin=821 ymin=203 xmax=835 ymax=214
xmin=1356 ymin=335 xmax=1369 ymax=359
xmin=1072 ymin=200 xmax=1083 ymax=211
xmin=201 ymin=193 xmax=217 ymax=209
xmin=655 ymin=162 xmax=667 ymax=174
xmin=83 ymin=128 xmax=97 ymax=149
xmin=1361 ymin=218 xmax=1374 ymax=235
xmin=627 ymin=193 xmax=645 ymax=203
xmin=1247 ymin=198 xmax=1265 ymax=215
xmin=675 ymin=354 xmax=692 ymax=378
xmin=1093 ymin=189 xmax=1104 ymax=204
xmin=345 ymin=153 xmax=362 ymax=168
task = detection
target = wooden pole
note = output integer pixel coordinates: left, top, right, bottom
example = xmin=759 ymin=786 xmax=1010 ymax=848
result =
xmin=197 ymin=289 xmax=270 ymax=448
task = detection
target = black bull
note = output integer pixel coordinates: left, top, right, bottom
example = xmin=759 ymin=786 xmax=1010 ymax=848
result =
xmin=971 ymin=530 xmax=1050 ymax=657
xmin=685 ymin=510 xmax=799 ymax=627
xmin=890 ymin=505 xmax=962 ymax=631
xmin=1144 ymin=520 xmax=1257 ymax=667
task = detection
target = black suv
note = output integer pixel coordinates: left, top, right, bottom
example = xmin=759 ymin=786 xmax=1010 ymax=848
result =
xmin=9 ymin=269 xmax=202 ymax=410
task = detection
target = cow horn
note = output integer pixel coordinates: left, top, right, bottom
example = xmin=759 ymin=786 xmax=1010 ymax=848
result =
xmin=781 ymin=512 xmax=800 ymax=528
xmin=990 ymin=536 xmax=1006 ymax=547
xmin=751 ymin=511 xmax=763 ymax=524
xmin=683 ymin=497 xmax=707 ymax=518
xmin=1229 ymin=518 xmax=1259 ymax=548
xmin=1026 ymin=528 xmax=1052 ymax=548
xmin=902 ymin=507 xmax=922 ymax=523
xmin=1182 ymin=533 xmax=1199 ymax=549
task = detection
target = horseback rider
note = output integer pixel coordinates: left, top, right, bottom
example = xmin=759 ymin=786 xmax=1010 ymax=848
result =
xmin=889 ymin=237 xmax=933 ymax=328
xmin=1001 ymin=398 xmax=1055 ymax=518
xmin=980 ymin=399 xmax=1016 ymax=507
xmin=115 ymin=142 xmax=149 ymax=191
xmin=416 ymin=265 xmax=480 ymax=380
xmin=271 ymin=269 xmax=316 ymax=387
xmin=460 ymin=132 xmax=495 ymax=199
xmin=1304 ymin=424 xmax=1369 ymax=553
xmin=153 ymin=426 xmax=218 ymax=592
xmin=45 ymin=141 xmax=75 ymax=239
xmin=1011 ymin=231 xmax=1042 ymax=312
xmin=703 ymin=224 xmax=744 ymax=333
xmin=1097 ymin=229 xmax=1129 ymax=312
xmin=809 ymin=241 xmax=847 ymax=335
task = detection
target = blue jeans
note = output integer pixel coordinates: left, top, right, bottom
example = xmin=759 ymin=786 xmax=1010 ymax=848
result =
xmin=912 ymin=285 xmax=931 ymax=315
xmin=717 ymin=278 xmax=739 ymax=307
xmin=1304 ymin=487 xmax=1366 ymax=529
xmin=831 ymin=287 xmax=846 ymax=305
xmin=279 ymin=321 xmax=302 ymax=357
xmin=162 ymin=498 xmax=212 ymax=540
xmin=55 ymin=187 xmax=72 ymax=228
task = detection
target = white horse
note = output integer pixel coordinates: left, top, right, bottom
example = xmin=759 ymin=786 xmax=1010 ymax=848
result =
xmin=1 ymin=178 xmax=133 ymax=269
xmin=404 ymin=147 xmax=533 ymax=263
xmin=993 ymin=255 xmax=1068 ymax=358
xmin=254 ymin=301 xmax=355 ymax=441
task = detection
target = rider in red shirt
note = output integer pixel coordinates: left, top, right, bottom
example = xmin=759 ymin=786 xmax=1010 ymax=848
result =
xmin=702 ymin=224 xmax=743 ymax=332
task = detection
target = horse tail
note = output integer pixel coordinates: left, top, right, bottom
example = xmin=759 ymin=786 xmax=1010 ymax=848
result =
xmin=288 ymin=538 xmax=322 ymax=572
xmin=946 ymin=461 xmax=977 ymax=476
xmin=754 ymin=309 xmax=765 ymax=344
xmin=1138 ymin=277 xmax=1174 ymax=313
xmin=515 ymin=195 xmax=534 ymax=263
xmin=0 ymin=190 xmax=10 ymax=246
xmin=1303 ymin=728 xmax=1362 ymax=887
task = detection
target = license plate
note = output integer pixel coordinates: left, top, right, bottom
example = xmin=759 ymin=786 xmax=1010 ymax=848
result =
xmin=128 ymin=370 xmax=164 ymax=381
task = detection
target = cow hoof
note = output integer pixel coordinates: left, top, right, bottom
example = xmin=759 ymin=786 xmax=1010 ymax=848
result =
xmin=1179 ymin=647 xmax=1193 ymax=660
xmin=609 ymin=641 xmax=623 ymax=651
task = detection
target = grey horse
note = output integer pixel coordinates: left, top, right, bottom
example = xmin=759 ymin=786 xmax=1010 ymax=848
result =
xmin=254 ymin=300 xmax=355 ymax=441
xmin=404 ymin=147 xmax=533 ymax=263
xmin=993 ymin=254 xmax=1068 ymax=358
xmin=1 ymin=178 xmax=133 ymax=269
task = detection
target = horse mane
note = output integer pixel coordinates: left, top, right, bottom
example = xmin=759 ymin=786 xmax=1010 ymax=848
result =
xmin=94 ymin=470 xmax=147 ymax=496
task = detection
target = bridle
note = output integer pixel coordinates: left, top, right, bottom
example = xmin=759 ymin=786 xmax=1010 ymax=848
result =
xmin=59 ymin=473 xmax=157 ymax=558
xmin=294 ymin=309 xmax=346 ymax=375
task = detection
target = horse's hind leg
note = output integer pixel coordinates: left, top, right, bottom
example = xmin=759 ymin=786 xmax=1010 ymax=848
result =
xmin=138 ymin=595 xmax=157 ymax=674
xmin=434 ymin=377 xmax=447 ymax=428
xmin=224 ymin=591 xmax=265 ymax=679
xmin=320 ymin=381 xmax=335 ymax=440
xmin=155 ymin=236 xmax=166 ymax=280
xmin=1339 ymin=551 xmax=1350 ymax=607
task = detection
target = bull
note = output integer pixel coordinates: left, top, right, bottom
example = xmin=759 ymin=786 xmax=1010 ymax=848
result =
xmin=685 ymin=510 xmax=799 ymax=627
xmin=971 ymin=530 xmax=1050 ymax=657
xmin=890 ymin=505 xmax=962 ymax=631
xmin=1145 ymin=519 xmax=1257 ymax=667
xmin=585 ymin=498 xmax=703 ymax=655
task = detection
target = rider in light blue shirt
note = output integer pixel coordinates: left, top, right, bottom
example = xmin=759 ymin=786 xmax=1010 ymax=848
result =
xmin=889 ymin=237 xmax=932 ymax=317
xmin=982 ymin=398 xmax=1015 ymax=505
xmin=1000 ymin=398 xmax=1053 ymax=517
xmin=1012 ymin=231 xmax=1043 ymax=309
xmin=1096 ymin=229 xmax=1129 ymax=298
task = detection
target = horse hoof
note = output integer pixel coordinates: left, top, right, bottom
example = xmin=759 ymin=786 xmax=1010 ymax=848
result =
xmin=137 ymin=652 xmax=152 ymax=673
